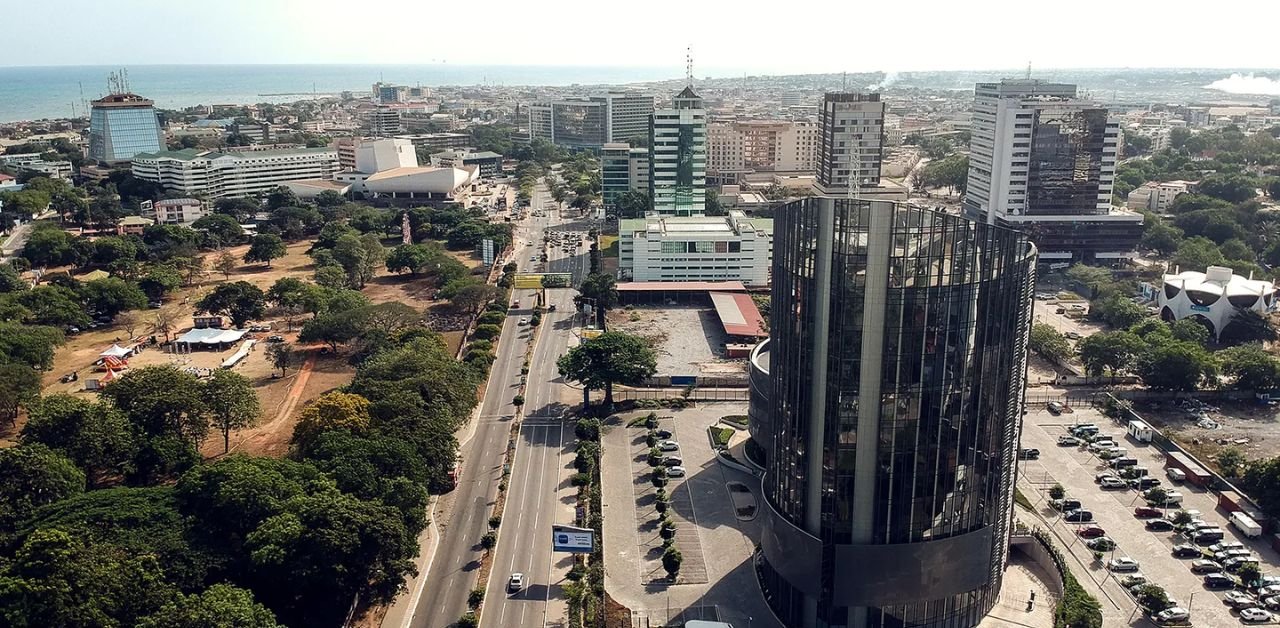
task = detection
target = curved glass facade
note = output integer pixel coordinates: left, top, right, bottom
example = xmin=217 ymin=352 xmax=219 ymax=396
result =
xmin=759 ymin=198 xmax=1036 ymax=628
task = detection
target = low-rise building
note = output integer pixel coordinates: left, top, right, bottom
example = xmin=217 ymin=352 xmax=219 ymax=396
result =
xmin=1159 ymin=265 xmax=1277 ymax=339
xmin=601 ymin=143 xmax=649 ymax=210
xmin=430 ymin=150 xmax=503 ymax=178
xmin=131 ymin=147 xmax=341 ymax=199
xmin=619 ymin=210 xmax=772 ymax=287
xmin=1127 ymin=180 xmax=1194 ymax=213
xmin=395 ymin=132 xmax=470 ymax=153
xmin=117 ymin=215 xmax=154 ymax=235
xmin=143 ymin=198 xmax=208 ymax=225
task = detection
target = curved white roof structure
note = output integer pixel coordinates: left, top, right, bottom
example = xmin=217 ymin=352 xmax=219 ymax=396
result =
xmin=1158 ymin=265 xmax=1277 ymax=338
xmin=176 ymin=328 xmax=248 ymax=345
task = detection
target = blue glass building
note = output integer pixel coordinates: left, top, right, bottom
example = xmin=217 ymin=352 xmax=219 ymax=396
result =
xmin=88 ymin=93 xmax=164 ymax=164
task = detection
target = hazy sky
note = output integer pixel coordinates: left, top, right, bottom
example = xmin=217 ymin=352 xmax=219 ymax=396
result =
xmin=8 ymin=0 xmax=1280 ymax=73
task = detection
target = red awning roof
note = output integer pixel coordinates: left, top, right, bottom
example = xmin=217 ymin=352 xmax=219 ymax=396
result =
xmin=617 ymin=281 xmax=747 ymax=292
xmin=709 ymin=292 xmax=767 ymax=338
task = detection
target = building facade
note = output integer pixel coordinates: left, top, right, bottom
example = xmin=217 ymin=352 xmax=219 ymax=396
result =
xmin=131 ymin=147 xmax=340 ymax=199
xmin=1126 ymin=180 xmax=1192 ymax=212
xmin=619 ymin=211 xmax=771 ymax=286
xmin=757 ymin=197 xmax=1035 ymax=628
xmin=143 ymin=198 xmax=208 ymax=225
xmin=649 ymin=87 xmax=707 ymax=216
xmin=529 ymin=92 xmax=655 ymax=150
xmin=430 ymin=150 xmax=503 ymax=178
xmin=601 ymin=143 xmax=650 ymax=210
xmin=964 ymin=80 xmax=1142 ymax=263
xmin=369 ymin=106 xmax=403 ymax=137
xmin=599 ymin=91 xmax=656 ymax=144
xmin=707 ymin=119 xmax=820 ymax=185
xmin=88 ymin=93 xmax=165 ymax=164
xmin=815 ymin=93 xmax=885 ymax=194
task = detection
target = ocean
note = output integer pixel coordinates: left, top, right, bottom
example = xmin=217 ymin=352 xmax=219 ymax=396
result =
xmin=0 ymin=64 xmax=687 ymax=124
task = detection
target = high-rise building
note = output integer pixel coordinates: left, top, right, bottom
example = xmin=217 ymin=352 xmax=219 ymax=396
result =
xmin=707 ymin=119 xmax=820 ymax=184
xmin=648 ymin=87 xmax=706 ymax=216
xmin=964 ymin=79 xmax=1142 ymax=263
xmin=601 ymin=143 xmax=651 ymax=210
xmin=753 ymin=197 xmax=1035 ymax=628
xmin=88 ymin=93 xmax=165 ymax=164
xmin=528 ymin=93 xmax=655 ymax=150
xmin=369 ymin=106 xmax=403 ymax=137
xmin=815 ymin=93 xmax=885 ymax=194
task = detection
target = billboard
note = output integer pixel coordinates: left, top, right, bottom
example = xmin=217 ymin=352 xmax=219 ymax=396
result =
xmin=552 ymin=524 xmax=594 ymax=553
xmin=512 ymin=273 xmax=573 ymax=290
xmin=482 ymin=239 xmax=495 ymax=267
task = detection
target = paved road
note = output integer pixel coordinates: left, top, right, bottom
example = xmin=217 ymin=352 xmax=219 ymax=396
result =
xmin=483 ymin=201 xmax=589 ymax=628
xmin=407 ymin=193 xmax=551 ymax=628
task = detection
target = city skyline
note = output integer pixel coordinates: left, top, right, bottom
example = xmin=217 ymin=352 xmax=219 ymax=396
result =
xmin=7 ymin=0 xmax=1280 ymax=72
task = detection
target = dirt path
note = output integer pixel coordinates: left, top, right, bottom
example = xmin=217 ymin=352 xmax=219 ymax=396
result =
xmin=275 ymin=351 xmax=318 ymax=425
xmin=223 ymin=350 xmax=318 ymax=458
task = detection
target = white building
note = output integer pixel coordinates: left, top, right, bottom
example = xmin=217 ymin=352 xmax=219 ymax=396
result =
xmin=1159 ymin=266 xmax=1277 ymax=339
xmin=815 ymin=92 xmax=885 ymax=194
xmin=355 ymin=138 xmax=418 ymax=173
xmin=964 ymin=79 xmax=1143 ymax=263
xmin=131 ymin=147 xmax=341 ymax=199
xmin=1126 ymin=180 xmax=1193 ymax=213
xmin=143 ymin=198 xmax=208 ymax=225
xmin=619 ymin=211 xmax=773 ymax=287
xmin=706 ymin=119 xmax=819 ymax=184
xmin=649 ymin=87 xmax=707 ymax=216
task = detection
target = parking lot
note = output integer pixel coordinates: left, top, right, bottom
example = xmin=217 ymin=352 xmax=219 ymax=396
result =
xmin=1020 ymin=405 xmax=1280 ymax=625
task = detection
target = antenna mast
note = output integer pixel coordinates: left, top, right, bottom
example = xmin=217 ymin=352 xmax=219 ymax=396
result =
xmin=685 ymin=45 xmax=693 ymax=87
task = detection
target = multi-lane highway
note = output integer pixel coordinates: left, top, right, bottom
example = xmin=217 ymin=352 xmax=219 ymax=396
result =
xmin=405 ymin=185 xmax=553 ymax=628
xmin=482 ymin=198 xmax=598 ymax=628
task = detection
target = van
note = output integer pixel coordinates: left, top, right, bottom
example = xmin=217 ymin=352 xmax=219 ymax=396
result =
xmin=1109 ymin=457 xmax=1138 ymax=469
xmin=1193 ymin=528 xmax=1226 ymax=544
xmin=1166 ymin=468 xmax=1187 ymax=482
xmin=1047 ymin=401 xmax=1064 ymax=415
xmin=1071 ymin=424 xmax=1099 ymax=436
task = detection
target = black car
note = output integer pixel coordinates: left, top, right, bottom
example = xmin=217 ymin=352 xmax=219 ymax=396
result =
xmin=1018 ymin=448 xmax=1040 ymax=460
xmin=1172 ymin=544 xmax=1203 ymax=558
xmin=1204 ymin=573 xmax=1235 ymax=589
xmin=1064 ymin=509 xmax=1094 ymax=523
xmin=1145 ymin=519 xmax=1176 ymax=532
xmin=654 ymin=429 xmax=673 ymax=439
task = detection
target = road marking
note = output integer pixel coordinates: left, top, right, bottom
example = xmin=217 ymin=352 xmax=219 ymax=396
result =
xmin=543 ymin=423 xmax=565 ymax=628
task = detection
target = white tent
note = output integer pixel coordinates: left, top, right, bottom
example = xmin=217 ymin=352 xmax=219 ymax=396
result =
xmin=176 ymin=328 xmax=248 ymax=346
xmin=99 ymin=344 xmax=131 ymax=358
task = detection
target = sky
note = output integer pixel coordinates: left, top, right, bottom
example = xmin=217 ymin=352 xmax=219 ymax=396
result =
xmin=6 ymin=0 xmax=1280 ymax=73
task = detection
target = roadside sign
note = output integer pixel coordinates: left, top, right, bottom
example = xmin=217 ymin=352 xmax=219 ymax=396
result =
xmin=552 ymin=524 xmax=594 ymax=553
xmin=482 ymin=238 xmax=495 ymax=267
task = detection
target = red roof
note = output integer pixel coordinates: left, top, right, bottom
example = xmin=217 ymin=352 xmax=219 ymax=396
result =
xmin=617 ymin=281 xmax=747 ymax=292
xmin=709 ymin=292 xmax=767 ymax=338
xmin=0 ymin=173 xmax=14 ymax=182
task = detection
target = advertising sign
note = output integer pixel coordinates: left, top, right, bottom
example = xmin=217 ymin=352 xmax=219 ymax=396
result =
xmin=552 ymin=524 xmax=594 ymax=553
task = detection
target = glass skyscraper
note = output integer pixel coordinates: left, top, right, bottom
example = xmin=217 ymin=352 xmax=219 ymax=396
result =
xmin=754 ymin=197 xmax=1036 ymax=628
xmin=648 ymin=86 xmax=706 ymax=217
xmin=88 ymin=93 xmax=164 ymax=164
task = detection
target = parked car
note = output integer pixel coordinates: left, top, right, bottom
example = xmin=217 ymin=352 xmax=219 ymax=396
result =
xmin=1166 ymin=468 xmax=1187 ymax=482
xmin=1214 ymin=548 xmax=1256 ymax=562
xmin=1128 ymin=477 xmax=1162 ymax=490
xmin=1209 ymin=541 xmax=1247 ymax=554
xmin=1134 ymin=506 xmax=1163 ymax=518
xmin=1085 ymin=537 xmax=1117 ymax=551
xmin=662 ymin=456 xmax=683 ymax=467
xmin=1224 ymin=591 xmax=1259 ymax=609
xmin=1226 ymin=557 xmax=1261 ymax=573
xmin=1258 ymin=585 xmax=1280 ymax=599
xmin=1172 ymin=544 xmax=1202 ymax=558
xmin=249 ymin=324 xmax=271 ymax=332
xmin=1242 ymin=608 xmax=1274 ymax=623
xmin=1107 ymin=557 xmax=1140 ymax=572
xmin=1192 ymin=528 xmax=1225 ymax=544
xmin=657 ymin=440 xmax=680 ymax=452
xmin=1057 ymin=435 xmax=1080 ymax=446
xmin=1100 ymin=476 xmax=1128 ymax=490
xmin=1190 ymin=559 xmax=1223 ymax=574
xmin=1204 ymin=573 xmax=1235 ymax=589
xmin=1120 ymin=574 xmax=1150 ymax=588
xmin=1076 ymin=525 xmax=1106 ymax=538
xmin=1047 ymin=401 xmax=1065 ymax=415
xmin=1264 ymin=596 xmax=1280 ymax=611
xmin=1087 ymin=439 xmax=1118 ymax=453
xmin=1050 ymin=498 xmax=1082 ymax=512
xmin=266 ymin=335 xmax=285 ymax=343
xmin=654 ymin=429 xmax=673 ymax=439
xmin=1153 ymin=607 xmax=1190 ymax=624
xmin=1017 ymin=448 xmax=1040 ymax=460
xmin=1064 ymin=509 xmax=1094 ymax=523
xmin=1064 ymin=331 xmax=1082 ymax=340
xmin=1145 ymin=519 xmax=1176 ymax=532
xmin=1095 ymin=472 xmax=1120 ymax=483
xmin=666 ymin=466 xmax=687 ymax=478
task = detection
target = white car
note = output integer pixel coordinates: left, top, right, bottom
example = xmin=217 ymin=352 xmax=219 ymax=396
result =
xmin=1241 ymin=607 xmax=1273 ymax=623
xmin=1224 ymin=590 xmax=1259 ymax=609
xmin=519 ymin=318 xmax=530 ymax=326
xmin=657 ymin=440 xmax=679 ymax=452
xmin=1166 ymin=468 xmax=1187 ymax=482
xmin=1154 ymin=607 xmax=1189 ymax=624
xmin=666 ymin=466 xmax=687 ymax=478
xmin=507 ymin=572 xmax=524 ymax=592
xmin=1107 ymin=557 xmax=1140 ymax=572
xmin=1100 ymin=476 xmax=1128 ymax=490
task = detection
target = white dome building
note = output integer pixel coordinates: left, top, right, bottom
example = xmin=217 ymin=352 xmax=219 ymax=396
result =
xmin=1158 ymin=265 xmax=1277 ymax=338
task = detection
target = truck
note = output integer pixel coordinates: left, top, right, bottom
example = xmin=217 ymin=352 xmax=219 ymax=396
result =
xmin=1230 ymin=511 xmax=1263 ymax=538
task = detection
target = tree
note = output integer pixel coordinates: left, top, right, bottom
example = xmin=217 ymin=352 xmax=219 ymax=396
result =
xmin=138 ymin=584 xmax=280 ymax=628
xmin=1219 ymin=309 xmax=1278 ymax=346
xmin=18 ymin=285 xmax=91 ymax=328
xmin=267 ymin=342 xmax=296 ymax=376
xmin=661 ymin=546 xmax=683 ymax=579
xmin=244 ymin=233 xmax=286 ymax=267
xmin=214 ymin=250 xmax=238 ymax=279
xmin=265 ymin=186 xmax=300 ymax=210
xmin=138 ymin=264 xmax=182 ymax=300
xmin=21 ymin=394 xmax=139 ymax=486
xmin=1171 ymin=237 xmax=1225 ymax=271
xmin=1049 ymin=483 xmax=1066 ymax=500
xmin=1169 ymin=318 xmax=1211 ymax=345
xmin=577 ymin=273 xmax=619 ymax=326
xmin=1198 ymin=173 xmax=1258 ymax=204
xmin=20 ymin=225 xmax=75 ymax=267
xmin=0 ymin=444 xmax=85 ymax=530
xmin=1029 ymin=323 xmax=1072 ymax=363
xmin=0 ymin=263 xmax=27 ymax=293
xmin=1140 ymin=221 xmax=1183 ymax=256
xmin=1242 ymin=457 xmax=1280 ymax=519
xmin=1219 ymin=344 xmax=1280 ymax=390
xmin=292 ymin=391 xmax=372 ymax=450
xmin=1134 ymin=584 xmax=1171 ymax=613
xmin=330 ymin=233 xmax=385 ymax=288
xmin=1216 ymin=446 xmax=1246 ymax=479
xmin=0 ymin=322 xmax=64 ymax=369
xmin=558 ymin=331 xmax=657 ymax=408
xmin=147 ymin=305 xmax=181 ymax=342
xmin=314 ymin=189 xmax=346 ymax=208
xmin=703 ymin=188 xmax=725 ymax=216
xmin=385 ymin=243 xmax=436 ymax=276
xmin=1077 ymin=331 xmax=1144 ymax=376
xmin=80 ymin=277 xmax=148 ymax=317
xmin=615 ymin=190 xmax=653 ymax=219
xmin=202 ymin=369 xmax=261 ymax=453
xmin=451 ymin=284 xmax=498 ymax=315
xmin=1135 ymin=340 xmax=1217 ymax=391
xmin=191 ymin=213 xmax=244 ymax=244
xmin=0 ymin=363 xmax=41 ymax=425
xmin=1091 ymin=294 xmax=1146 ymax=329
xmin=100 ymin=365 xmax=208 ymax=445
xmin=214 ymin=197 xmax=260 ymax=221
xmin=197 ymin=281 xmax=266 ymax=328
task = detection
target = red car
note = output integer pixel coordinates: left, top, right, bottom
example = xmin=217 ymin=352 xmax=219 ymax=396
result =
xmin=1134 ymin=506 xmax=1163 ymax=518
xmin=1077 ymin=525 xmax=1107 ymax=539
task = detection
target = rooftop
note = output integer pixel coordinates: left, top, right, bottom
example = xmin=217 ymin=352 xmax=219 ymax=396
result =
xmin=154 ymin=198 xmax=201 ymax=206
xmin=617 ymin=281 xmax=747 ymax=293
xmin=133 ymin=147 xmax=336 ymax=161
xmin=709 ymin=292 xmax=767 ymax=339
